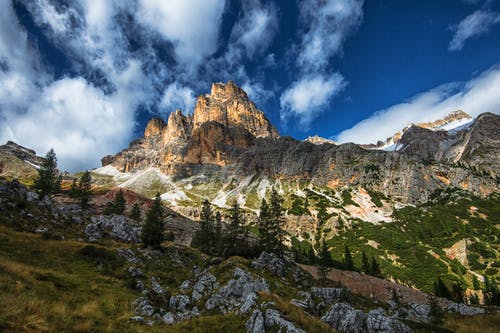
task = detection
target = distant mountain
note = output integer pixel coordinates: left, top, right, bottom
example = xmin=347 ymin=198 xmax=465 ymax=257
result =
xmin=0 ymin=141 xmax=44 ymax=182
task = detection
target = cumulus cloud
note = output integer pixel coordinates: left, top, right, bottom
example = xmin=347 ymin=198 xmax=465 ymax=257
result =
xmin=449 ymin=9 xmax=500 ymax=51
xmin=280 ymin=0 xmax=363 ymax=126
xmin=0 ymin=77 xmax=137 ymax=172
xmin=230 ymin=1 xmax=278 ymax=58
xmin=160 ymin=82 xmax=196 ymax=114
xmin=335 ymin=65 xmax=500 ymax=144
xmin=280 ymin=74 xmax=346 ymax=126
xmin=137 ymin=0 xmax=225 ymax=67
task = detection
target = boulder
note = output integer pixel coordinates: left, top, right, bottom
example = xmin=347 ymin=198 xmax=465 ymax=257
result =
xmin=264 ymin=308 xmax=306 ymax=333
xmin=246 ymin=309 xmax=265 ymax=333
xmin=321 ymin=303 xmax=367 ymax=333
xmin=85 ymin=215 xmax=141 ymax=242
xmin=366 ymin=308 xmax=412 ymax=333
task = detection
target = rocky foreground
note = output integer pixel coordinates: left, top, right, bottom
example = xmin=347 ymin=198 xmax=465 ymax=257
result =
xmin=0 ymin=178 xmax=496 ymax=333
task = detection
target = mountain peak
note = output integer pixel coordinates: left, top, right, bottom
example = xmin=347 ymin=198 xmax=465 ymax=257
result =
xmin=193 ymin=81 xmax=279 ymax=138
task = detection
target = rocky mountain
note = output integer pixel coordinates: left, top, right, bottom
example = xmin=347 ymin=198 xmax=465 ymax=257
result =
xmin=0 ymin=141 xmax=45 ymax=182
xmin=100 ymin=82 xmax=498 ymax=209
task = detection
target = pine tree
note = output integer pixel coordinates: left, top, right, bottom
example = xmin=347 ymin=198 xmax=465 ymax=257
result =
xmin=34 ymin=148 xmax=61 ymax=198
xmin=269 ymin=188 xmax=285 ymax=256
xmin=258 ymin=198 xmax=272 ymax=252
xmin=78 ymin=170 xmax=92 ymax=209
xmin=141 ymin=193 xmax=164 ymax=249
xmin=192 ymin=199 xmax=213 ymax=253
xmin=69 ymin=179 xmax=79 ymax=198
xmin=371 ymin=256 xmax=382 ymax=278
xmin=212 ymin=211 xmax=223 ymax=255
xmin=343 ymin=245 xmax=354 ymax=271
xmin=361 ymin=251 xmax=371 ymax=274
xmin=434 ymin=277 xmax=451 ymax=299
xmin=129 ymin=203 xmax=142 ymax=221
xmin=451 ymin=282 xmax=464 ymax=303
xmin=307 ymin=247 xmax=316 ymax=265
xmin=105 ymin=189 xmax=127 ymax=215
xmin=224 ymin=201 xmax=243 ymax=257
xmin=318 ymin=241 xmax=331 ymax=281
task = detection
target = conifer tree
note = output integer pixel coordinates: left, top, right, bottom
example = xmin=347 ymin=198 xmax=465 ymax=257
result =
xmin=69 ymin=179 xmax=79 ymax=198
xmin=192 ymin=199 xmax=213 ymax=253
xmin=371 ymin=256 xmax=382 ymax=278
xmin=258 ymin=198 xmax=272 ymax=252
xmin=105 ymin=189 xmax=126 ymax=215
xmin=434 ymin=277 xmax=451 ymax=299
xmin=212 ymin=211 xmax=223 ymax=255
xmin=318 ymin=241 xmax=331 ymax=281
xmin=224 ymin=201 xmax=243 ymax=257
xmin=343 ymin=245 xmax=354 ymax=271
xmin=78 ymin=170 xmax=92 ymax=209
xmin=428 ymin=296 xmax=444 ymax=324
xmin=141 ymin=193 xmax=164 ymax=249
xmin=269 ymin=188 xmax=285 ymax=256
xmin=361 ymin=251 xmax=371 ymax=274
xmin=129 ymin=203 xmax=142 ymax=221
xmin=34 ymin=148 xmax=61 ymax=198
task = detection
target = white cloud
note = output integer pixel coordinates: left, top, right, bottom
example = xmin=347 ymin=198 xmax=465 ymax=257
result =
xmin=242 ymin=81 xmax=274 ymax=105
xmin=137 ymin=0 xmax=225 ymax=67
xmin=160 ymin=82 xmax=196 ymax=114
xmin=449 ymin=9 xmax=500 ymax=51
xmin=279 ymin=0 xmax=363 ymax=126
xmin=0 ymin=76 xmax=138 ymax=172
xmin=297 ymin=0 xmax=364 ymax=72
xmin=230 ymin=1 xmax=278 ymax=58
xmin=335 ymin=65 xmax=500 ymax=144
xmin=280 ymin=74 xmax=346 ymax=126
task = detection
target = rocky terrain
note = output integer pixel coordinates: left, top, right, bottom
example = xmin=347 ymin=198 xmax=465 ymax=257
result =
xmin=0 ymin=179 xmax=496 ymax=332
xmin=0 ymin=141 xmax=45 ymax=183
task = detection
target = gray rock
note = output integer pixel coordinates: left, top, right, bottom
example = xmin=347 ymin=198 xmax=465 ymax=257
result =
xmin=85 ymin=215 xmax=141 ymax=242
xmin=128 ymin=266 xmax=143 ymax=278
xmin=192 ymin=272 xmax=218 ymax=301
xmin=311 ymin=287 xmax=350 ymax=305
xmin=136 ymin=280 xmax=146 ymax=292
xmin=180 ymin=280 xmax=191 ymax=289
xmin=446 ymin=302 xmax=485 ymax=315
xmin=134 ymin=297 xmax=156 ymax=317
xmin=291 ymin=291 xmax=312 ymax=309
xmin=407 ymin=303 xmax=430 ymax=322
xmin=130 ymin=316 xmax=144 ymax=322
xmin=150 ymin=277 xmax=165 ymax=295
xmin=117 ymin=248 xmax=143 ymax=266
xmin=366 ymin=308 xmax=412 ymax=333
xmin=35 ymin=226 xmax=48 ymax=233
xmin=252 ymin=251 xmax=288 ymax=277
xmin=205 ymin=268 xmax=269 ymax=313
xmin=322 ymin=303 xmax=367 ymax=333
xmin=238 ymin=292 xmax=258 ymax=314
xmin=246 ymin=309 xmax=265 ymax=333
xmin=26 ymin=191 xmax=39 ymax=202
xmin=265 ymin=308 xmax=306 ymax=333
xmin=162 ymin=312 xmax=175 ymax=324
xmin=170 ymin=294 xmax=190 ymax=312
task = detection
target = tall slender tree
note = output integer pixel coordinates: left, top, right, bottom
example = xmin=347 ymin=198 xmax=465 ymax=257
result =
xmin=224 ymin=201 xmax=243 ymax=257
xmin=129 ymin=203 xmax=142 ymax=221
xmin=34 ymin=148 xmax=61 ymax=198
xmin=78 ymin=170 xmax=92 ymax=209
xmin=141 ymin=193 xmax=164 ymax=249
xmin=192 ymin=199 xmax=213 ymax=253
xmin=269 ymin=188 xmax=285 ymax=256
xmin=258 ymin=198 xmax=272 ymax=252
xmin=343 ymin=245 xmax=354 ymax=271
xmin=371 ymin=256 xmax=382 ymax=278
xmin=318 ymin=241 xmax=332 ymax=281
xmin=361 ymin=251 xmax=371 ymax=274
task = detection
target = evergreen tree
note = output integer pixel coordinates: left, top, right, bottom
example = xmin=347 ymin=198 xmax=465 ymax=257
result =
xmin=318 ymin=241 xmax=331 ymax=281
xmin=257 ymin=198 xmax=272 ymax=252
xmin=269 ymin=189 xmax=285 ymax=256
xmin=451 ymin=282 xmax=464 ymax=303
xmin=78 ymin=170 xmax=92 ymax=209
xmin=34 ymin=148 xmax=61 ymax=198
xmin=371 ymin=256 xmax=382 ymax=278
xmin=105 ymin=189 xmax=127 ymax=215
xmin=361 ymin=251 xmax=371 ymax=274
xmin=434 ymin=277 xmax=451 ymax=299
xmin=224 ymin=201 xmax=243 ymax=257
xmin=307 ymin=247 xmax=316 ymax=265
xmin=317 ymin=204 xmax=328 ymax=225
xmin=141 ymin=193 xmax=164 ymax=249
xmin=192 ymin=199 xmax=213 ymax=253
xmin=69 ymin=179 xmax=79 ymax=198
xmin=129 ymin=203 xmax=142 ymax=221
xmin=212 ymin=211 xmax=223 ymax=255
xmin=343 ymin=245 xmax=354 ymax=271
xmin=483 ymin=276 xmax=500 ymax=306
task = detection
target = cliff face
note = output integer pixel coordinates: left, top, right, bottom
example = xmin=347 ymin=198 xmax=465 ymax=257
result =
xmin=101 ymin=82 xmax=499 ymax=205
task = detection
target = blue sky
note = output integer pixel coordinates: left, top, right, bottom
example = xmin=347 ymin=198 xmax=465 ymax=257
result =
xmin=1 ymin=0 xmax=499 ymax=171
